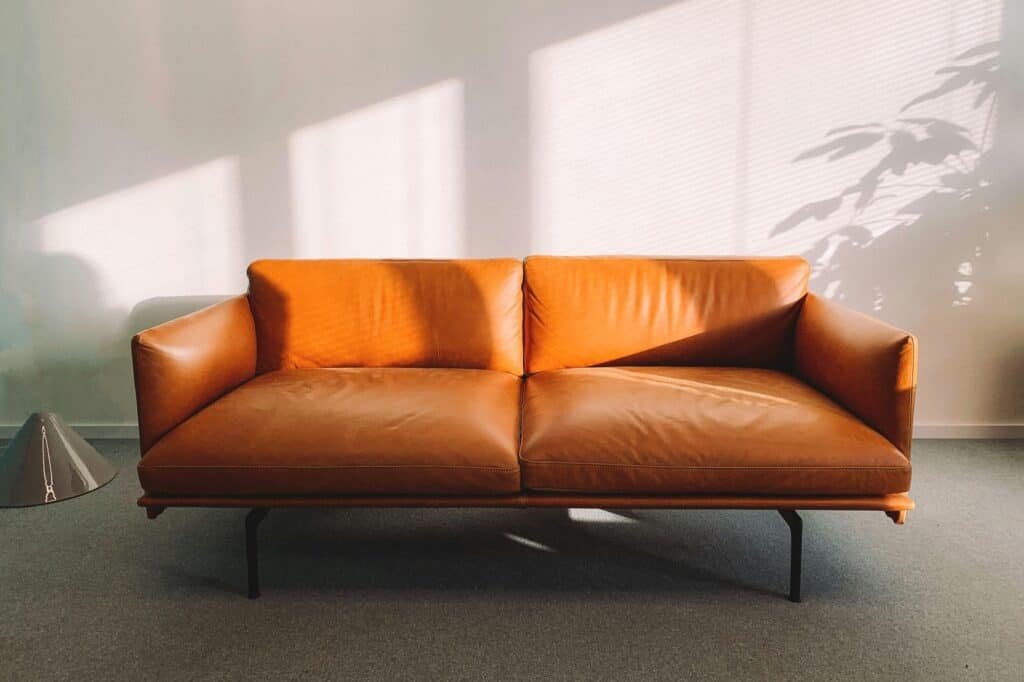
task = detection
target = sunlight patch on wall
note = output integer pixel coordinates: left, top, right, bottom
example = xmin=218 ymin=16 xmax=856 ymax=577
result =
xmin=529 ymin=0 xmax=1001 ymax=258
xmin=33 ymin=157 xmax=244 ymax=337
xmin=531 ymin=0 xmax=745 ymax=255
xmin=289 ymin=80 xmax=464 ymax=258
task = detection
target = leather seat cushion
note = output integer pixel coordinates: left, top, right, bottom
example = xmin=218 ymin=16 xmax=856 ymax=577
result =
xmin=139 ymin=368 xmax=522 ymax=496
xmin=520 ymin=367 xmax=911 ymax=495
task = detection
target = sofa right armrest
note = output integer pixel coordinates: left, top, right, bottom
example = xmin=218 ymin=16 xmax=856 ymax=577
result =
xmin=132 ymin=295 xmax=257 ymax=455
xmin=793 ymin=293 xmax=917 ymax=457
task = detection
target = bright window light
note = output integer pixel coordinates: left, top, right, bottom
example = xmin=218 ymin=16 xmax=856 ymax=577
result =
xmin=289 ymin=80 xmax=465 ymax=258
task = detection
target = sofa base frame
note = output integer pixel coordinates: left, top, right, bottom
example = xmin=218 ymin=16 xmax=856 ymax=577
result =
xmin=240 ymin=508 xmax=807 ymax=601
xmin=140 ymin=493 xmax=911 ymax=601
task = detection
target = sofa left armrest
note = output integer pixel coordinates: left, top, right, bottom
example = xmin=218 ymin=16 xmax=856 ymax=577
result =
xmin=793 ymin=293 xmax=918 ymax=456
xmin=132 ymin=295 xmax=257 ymax=455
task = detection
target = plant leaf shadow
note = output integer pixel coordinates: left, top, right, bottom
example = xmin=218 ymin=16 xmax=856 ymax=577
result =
xmin=772 ymin=41 xmax=1007 ymax=315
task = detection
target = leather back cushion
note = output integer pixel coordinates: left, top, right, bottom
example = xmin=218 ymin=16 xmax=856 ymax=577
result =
xmin=524 ymin=257 xmax=810 ymax=372
xmin=248 ymin=259 xmax=523 ymax=374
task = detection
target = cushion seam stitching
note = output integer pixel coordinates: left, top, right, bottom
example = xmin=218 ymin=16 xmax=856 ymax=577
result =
xmin=140 ymin=464 xmax=520 ymax=471
xmin=518 ymin=459 xmax=910 ymax=470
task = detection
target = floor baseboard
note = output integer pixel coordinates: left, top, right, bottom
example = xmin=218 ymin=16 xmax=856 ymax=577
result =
xmin=913 ymin=424 xmax=1024 ymax=439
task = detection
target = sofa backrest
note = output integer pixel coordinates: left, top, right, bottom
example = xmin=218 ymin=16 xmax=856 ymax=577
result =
xmin=248 ymin=259 xmax=523 ymax=374
xmin=524 ymin=256 xmax=810 ymax=372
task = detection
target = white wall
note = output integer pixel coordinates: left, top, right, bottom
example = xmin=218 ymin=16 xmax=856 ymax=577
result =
xmin=1 ymin=0 xmax=1021 ymax=435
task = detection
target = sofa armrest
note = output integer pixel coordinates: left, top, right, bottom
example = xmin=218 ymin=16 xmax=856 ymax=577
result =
xmin=132 ymin=295 xmax=257 ymax=454
xmin=793 ymin=293 xmax=918 ymax=456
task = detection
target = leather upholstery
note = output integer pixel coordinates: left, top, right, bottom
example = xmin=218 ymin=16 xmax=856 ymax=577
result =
xmin=524 ymin=256 xmax=810 ymax=373
xmin=794 ymin=294 xmax=918 ymax=456
xmin=131 ymin=257 xmax=917 ymax=509
xmin=138 ymin=368 xmax=521 ymax=496
xmin=521 ymin=367 xmax=911 ymax=495
xmin=247 ymin=259 xmax=523 ymax=375
xmin=132 ymin=296 xmax=256 ymax=454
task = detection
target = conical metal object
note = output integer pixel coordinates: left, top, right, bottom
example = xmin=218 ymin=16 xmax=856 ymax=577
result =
xmin=0 ymin=412 xmax=117 ymax=507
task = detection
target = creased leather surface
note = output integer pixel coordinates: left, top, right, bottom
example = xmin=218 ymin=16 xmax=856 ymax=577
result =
xmin=524 ymin=256 xmax=810 ymax=372
xmin=248 ymin=259 xmax=523 ymax=375
xmin=138 ymin=368 xmax=521 ymax=496
xmin=520 ymin=366 xmax=911 ymax=495
xmin=794 ymin=294 xmax=917 ymax=456
xmin=132 ymin=296 xmax=256 ymax=454
xmin=132 ymin=258 xmax=918 ymax=506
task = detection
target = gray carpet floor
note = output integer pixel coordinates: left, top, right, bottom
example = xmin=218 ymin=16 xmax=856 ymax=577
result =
xmin=1 ymin=439 xmax=1022 ymax=681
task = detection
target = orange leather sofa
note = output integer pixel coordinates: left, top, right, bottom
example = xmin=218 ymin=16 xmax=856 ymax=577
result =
xmin=134 ymin=257 xmax=916 ymax=600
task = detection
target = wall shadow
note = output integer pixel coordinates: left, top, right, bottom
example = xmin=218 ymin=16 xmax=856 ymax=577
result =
xmin=0 ymin=250 xmax=131 ymax=422
xmin=773 ymin=41 xmax=1003 ymax=310
xmin=771 ymin=31 xmax=1023 ymax=423
xmin=127 ymin=296 xmax=233 ymax=334
xmin=0 ymin=244 xmax=231 ymax=425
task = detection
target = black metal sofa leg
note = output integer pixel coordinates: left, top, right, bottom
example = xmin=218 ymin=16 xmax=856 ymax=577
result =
xmin=245 ymin=508 xmax=270 ymax=599
xmin=777 ymin=509 xmax=803 ymax=602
